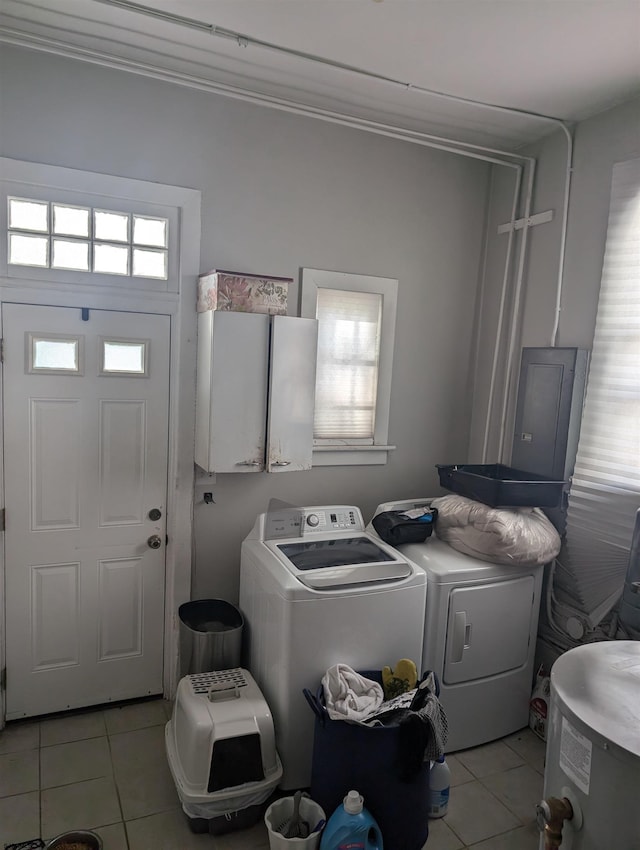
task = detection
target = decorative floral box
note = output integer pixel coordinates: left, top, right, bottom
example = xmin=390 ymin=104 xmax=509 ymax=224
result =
xmin=197 ymin=269 xmax=290 ymax=315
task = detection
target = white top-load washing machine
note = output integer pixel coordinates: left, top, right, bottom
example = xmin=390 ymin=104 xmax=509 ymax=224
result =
xmin=239 ymin=503 xmax=426 ymax=790
xmin=369 ymin=499 xmax=544 ymax=752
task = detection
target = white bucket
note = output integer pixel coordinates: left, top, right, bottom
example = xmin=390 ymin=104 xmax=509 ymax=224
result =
xmin=264 ymin=796 xmax=326 ymax=850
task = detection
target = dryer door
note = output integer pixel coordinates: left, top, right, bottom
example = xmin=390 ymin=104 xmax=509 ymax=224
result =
xmin=443 ymin=575 xmax=535 ymax=684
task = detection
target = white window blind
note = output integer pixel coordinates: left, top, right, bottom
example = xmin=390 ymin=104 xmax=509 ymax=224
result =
xmin=301 ymin=268 xmax=397 ymax=465
xmin=556 ymin=157 xmax=640 ymax=620
xmin=314 ymin=288 xmax=382 ymax=440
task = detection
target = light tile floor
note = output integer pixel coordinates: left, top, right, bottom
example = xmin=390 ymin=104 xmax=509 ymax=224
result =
xmin=0 ymin=698 xmax=545 ymax=849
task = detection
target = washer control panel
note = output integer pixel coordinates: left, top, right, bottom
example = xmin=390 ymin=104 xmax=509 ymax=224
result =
xmin=264 ymin=505 xmax=364 ymax=539
xmin=303 ymin=507 xmax=362 ymax=533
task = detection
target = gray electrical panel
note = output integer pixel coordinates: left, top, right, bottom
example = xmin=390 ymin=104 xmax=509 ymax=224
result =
xmin=511 ymin=348 xmax=589 ymax=528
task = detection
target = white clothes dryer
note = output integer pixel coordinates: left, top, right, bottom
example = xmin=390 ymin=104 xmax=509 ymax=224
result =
xmin=369 ymin=499 xmax=544 ymax=752
xmin=239 ymin=503 xmax=426 ymax=790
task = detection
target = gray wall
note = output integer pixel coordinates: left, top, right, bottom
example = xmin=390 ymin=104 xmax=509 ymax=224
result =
xmin=4 ymin=46 xmax=637 ymax=607
xmin=469 ymin=97 xmax=640 ymax=463
xmin=0 ymin=46 xmax=490 ymax=604
xmin=529 ymin=97 xmax=640 ymax=350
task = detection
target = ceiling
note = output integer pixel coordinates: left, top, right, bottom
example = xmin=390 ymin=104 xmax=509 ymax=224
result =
xmin=2 ymin=0 xmax=639 ymax=150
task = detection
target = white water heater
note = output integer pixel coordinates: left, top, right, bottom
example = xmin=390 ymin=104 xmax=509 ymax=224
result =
xmin=539 ymin=641 xmax=640 ymax=849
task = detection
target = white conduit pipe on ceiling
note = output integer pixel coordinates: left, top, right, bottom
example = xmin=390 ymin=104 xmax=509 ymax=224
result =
xmin=1 ymin=1 xmax=574 ymax=462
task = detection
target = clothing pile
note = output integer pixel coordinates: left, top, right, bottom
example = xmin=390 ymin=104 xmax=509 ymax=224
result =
xmin=321 ymin=660 xmax=448 ymax=780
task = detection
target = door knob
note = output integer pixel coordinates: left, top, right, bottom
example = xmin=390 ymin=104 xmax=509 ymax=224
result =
xmin=147 ymin=535 xmax=162 ymax=549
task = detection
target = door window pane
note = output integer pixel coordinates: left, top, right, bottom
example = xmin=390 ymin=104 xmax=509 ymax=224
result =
xmin=133 ymin=216 xmax=167 ymax=247
xmin=94 ymin=243 xmax=129 ymax=275
xmin=53 ymin=205 xmax=90 ymax=237
xmin=9 ymin=198 xmax=48 ymax=232
xmin=52 ymin=239 xmax=90 ymax=271
xmin=133 ymin=248 xmax=167 ymax=279
xmin=30 ymin=336 xmax=80 ymax=372
xmin=94 ymin=210 xmax=129 ymax=242
xmin=102 ymin=340 xmax=148 ymax=375
xmin=9 ymin=233 xmax=49 ymax=267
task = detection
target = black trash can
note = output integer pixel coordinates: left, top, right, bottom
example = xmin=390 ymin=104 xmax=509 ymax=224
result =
xmin=178 ymin=599 xmax=244 ymax=678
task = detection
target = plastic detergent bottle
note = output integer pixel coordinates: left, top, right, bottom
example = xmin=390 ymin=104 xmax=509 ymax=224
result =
xmin=319 ymin=790 xmax=383 ymax=850
xmin=428 ymin=754 xmax=451 ymax=818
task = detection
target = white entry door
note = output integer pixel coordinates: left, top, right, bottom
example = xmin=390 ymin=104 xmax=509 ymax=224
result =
xmin=3 ymin=304 xmax=170 ymax=719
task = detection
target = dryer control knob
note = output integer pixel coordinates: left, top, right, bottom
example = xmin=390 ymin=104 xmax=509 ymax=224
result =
xmin=306 ymin=513 xmax=320 ymax=527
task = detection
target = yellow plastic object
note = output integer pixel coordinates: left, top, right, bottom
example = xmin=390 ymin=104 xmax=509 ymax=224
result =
xmin=382 ymin=659 xmax=418 ymax=700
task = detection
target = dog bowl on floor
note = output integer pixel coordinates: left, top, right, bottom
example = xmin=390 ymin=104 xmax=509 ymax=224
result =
xmin=45 ymin=830 xmax=103 ymax=850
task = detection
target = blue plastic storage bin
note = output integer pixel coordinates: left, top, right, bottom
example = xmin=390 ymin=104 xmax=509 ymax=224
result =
xmin=303 ymin=670 xmax=434 ymax=850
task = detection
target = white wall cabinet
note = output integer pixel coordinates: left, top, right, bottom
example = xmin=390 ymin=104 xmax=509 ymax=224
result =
xmin=195 ymin=310 xmax=318 ymax=473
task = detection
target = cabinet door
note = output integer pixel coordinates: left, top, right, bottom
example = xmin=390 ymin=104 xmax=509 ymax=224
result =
xmin=267 ymin=316 xmax=318 ymax=472
xmin=195 ymin=311 xmax=269 ymax=472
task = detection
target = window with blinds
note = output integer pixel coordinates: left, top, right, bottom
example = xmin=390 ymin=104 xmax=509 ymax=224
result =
xmin=556 ymin=157 xmax=640 ymax=623
xmin=314 ymin=288 xmax=382 ymax=441
xmin=301 ymin=268 xmax=398 ymax=466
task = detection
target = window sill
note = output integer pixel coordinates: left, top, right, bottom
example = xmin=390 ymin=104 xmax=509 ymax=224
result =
xmin=312 ymin=444 xmax=396 ymax=467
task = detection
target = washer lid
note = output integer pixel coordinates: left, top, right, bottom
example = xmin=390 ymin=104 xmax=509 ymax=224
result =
xmin=276 ymin=536 xmax=413 ymax=589
xmin=551 ymin=641 xmax=640 ymax=758
xmin=289 ymin=561 xmax=413 ymax=589
xmin=278 ymin=535 xmax=392 ymax=568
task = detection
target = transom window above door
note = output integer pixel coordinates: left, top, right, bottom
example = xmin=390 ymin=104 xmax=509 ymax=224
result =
xmin=8 ymin=197 xmax=169 ymax=280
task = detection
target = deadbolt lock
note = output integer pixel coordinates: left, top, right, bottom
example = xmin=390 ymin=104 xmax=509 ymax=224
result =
xmin=148 ymin=508 xmax=162 ymax=521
